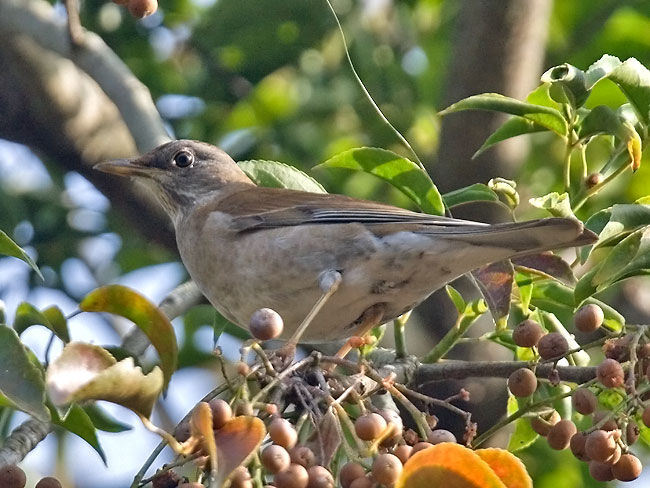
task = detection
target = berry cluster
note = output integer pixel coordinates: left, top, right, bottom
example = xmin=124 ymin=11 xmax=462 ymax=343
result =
xmin=0 ymin=466 xmax=62 ymax=488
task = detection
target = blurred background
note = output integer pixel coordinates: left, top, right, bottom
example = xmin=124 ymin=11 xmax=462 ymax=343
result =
xmin=2 ymin=0 xmax=650 ymax=486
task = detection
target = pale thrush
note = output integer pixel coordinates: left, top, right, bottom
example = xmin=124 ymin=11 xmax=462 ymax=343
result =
xmin=96 ymin=140 xmax=597 ymax=344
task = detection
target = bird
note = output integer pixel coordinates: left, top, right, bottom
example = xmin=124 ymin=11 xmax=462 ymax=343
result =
xmin=95 ymin=140 xmax=597 ymax=346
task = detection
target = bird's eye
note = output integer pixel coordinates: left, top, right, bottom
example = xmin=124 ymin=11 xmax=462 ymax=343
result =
xmin=173 ymin=150 xmax=194 ymax=168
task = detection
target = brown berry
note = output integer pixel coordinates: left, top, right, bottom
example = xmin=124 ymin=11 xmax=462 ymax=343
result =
xmin=612 ymin=453 xmax=642 ymax=482
xmin=127 ymin=0 xmax=157 ymax=18
xmin=307 ymin=466 xmax=334 ymax=488
xmin=586 ymin=172 xmax=604 ymax=188
xmin=603 ymin=335 xmax=632 ymax=362
xmin=250 ymin=308 xmax=284 ymax=341
xmin=209 ymin=398 xmax=233 ymax=429
xmin=349 ymin=477 xmax=374 ymax=488
xmin=597 ymin=358 xmax=624 ymax=388
xmin=547 ymin=419 xmax=577 ymax=450
xmin=643 ymin=406 xmax=650 ymax=428
xmin=411 ymin=441 xmax=434 ymax=454
xmin=379 ymin=409 xmax=403 ymax=446
xmin=574 ymin=304 xmax=604 ymax=332
xmin=393 ymin=445 xmax=412 ymax=464
xmin=428 ymin=429 xmax=456 ymax=444
xmin=537 ymin=332 xmax=569 ymax=360
xmin=572 ymin=388 xmax=597 ymax=415
xmin=512 ymin=319 xmax=544 ymax=348
xmin=530 ymin=410 xmax=560 ymax=436
xmin=371 ymin=453 xmax=402 ymax=486
xmin=585 ymin=429 xmax=618 ymax=462
xmin=262 ymin=445 xmax=291 ymax=474
xmin=274 ymin=463 xmax=309 ymax=488
xmin=593 ymin=410 xmax=618 ymax=431
xmin=35 ymin=478 xmax=62 ymax=488
xmin=340 ymin=462 xmax=365 ymax=488
xmin=626 ymin=421 xmax=640 ymax=445
xmin=570 ymin=432 xmax=589 ymax=462
xmin=174 ymin=421 xmax=191 ymax=442
xmin=355 ymin=413 xmax=387 ymax=441
xmin=269 ymin=417 xmax=298 ymax=449
xmin=508 ymin=368 xmax=537 ymax=397
xmin=0 ymin=465 xmax=26 ymax=488
xmin=589 ymin=461 xmax=614 ymax=482
xmin=231 ymin=466 xmax=253 ymax=488
xmin=289 ymin=446 xmax=315 ymax=469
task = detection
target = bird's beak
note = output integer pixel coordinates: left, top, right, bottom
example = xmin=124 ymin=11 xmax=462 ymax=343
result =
xmin=94 ymin=158 xmax=155 ymax=178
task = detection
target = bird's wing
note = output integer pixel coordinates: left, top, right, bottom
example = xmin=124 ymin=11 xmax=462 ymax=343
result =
xmin=215 ymin=187 xmax=485 ymax=231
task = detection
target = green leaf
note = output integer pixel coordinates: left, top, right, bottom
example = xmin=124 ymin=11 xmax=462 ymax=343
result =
xmin=0 ymin=230 xmax=42 ymax=280
xmin=529 ymin=192 xmax=576 ymax=219
xmin=577 ymin=105 xmax=632 ymax=141
xmin=83 ymin=404 xmax=132 ymax=433
xmin=573 ymin=267 xmax=599 ymax=305
xmin=508 ymin=417 xmax=539 ymax=453
xmin=608 ymin=58 xmax=650 ymax=126
xmin=14 ymin=303 xmax=70 ymax=342
xmin=51 ymin=404 xmax=106 ymax=463
xmin=580 ymin=207 xmax=613 ymax=263
xmin=238 ymin=160 xmax=327 ymax=193
xmin=541 ymin=63 xmax=589 ymax=107
xmin=597 ymin=204 xmax=650 ymax=247
xmin=0 ymin=325 xmax=49 ymax=421
xmin=80 ymin=285 xmax=177 ymax=389
xmin=316 ymin=147 xmax=444 ymax=215
xmin=473 ymin=117 xmax=546 ymax=158
xmin=46 ymin=342 xmax=163 ymax=419
xmin=445 ymin=285 xmax=466 ymax=313
xmin=442 ymin=184 xmax=499 ymax=208
xmin=514 ymin=273 xmax=533 ymax=311
xmin=584 ymin=55 xmax=622 ymax=90
xmin=439 ymin=93 xmax=568 ymax=135
xmin=488 ymin=178 xmax=519 ymax=209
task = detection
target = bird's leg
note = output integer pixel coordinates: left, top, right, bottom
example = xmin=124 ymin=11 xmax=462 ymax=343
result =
xmin=274 ymin=270 xmax=342 ymax=362
xmin=335 ymin=303 xmax=385 ymax=359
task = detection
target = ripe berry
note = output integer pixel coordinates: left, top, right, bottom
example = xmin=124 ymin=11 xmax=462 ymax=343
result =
xmin=512 ymin=319 xmax=544 ymax=348
xmin=354 ymin=413 xmax=387 ymax=441
xmin=570 ymin=432 xmax=589 ymax=462
xmin=612 ymin=454 xmax=642 ymax=482
xmin=371 ymin=453 xmax=403 ymax=486
xmin=603 ymin=335 xmax=632 ymax=362
xmin=289 ymin=446 xmax=315 ymax=469
xmin=269 ymin=417 xmax=298 ymax=449
xmin=428 ymin=429 xmax=456 ymax=444
xmin=230 ymin=466 xmax=252 ymax=488
xmin=35 ymin=478 xmax=62 ymax=488
xmin=339 ymin=462 xmax=365 ymax=488
xmin=537 ymin=332 xmax=569 ymax=360
xmin=274 ymin=463 xmax=309 ymax=488
xmin=643 ymin=406 xmax=650 ymax=427
xmin=250 ymin=308 xmax=284 ymax=341
xmin=412 ymin=441 xmax=434 ymax=454
xmin=589 ymin=461 xmax=614 ymax=482
xmin=0 ymin=465 xmax=26 ymax=488
xmin=127 ymin=0 xmax=157 ymax=18
xmin=209 ymin=398 xmax=233 ymax=429
xmin=530 ymin=410 xmax=560 ymax=436
xmin=507 ymin=368 xmax=537 ymax=397
xmin=547 ymin=419 xmax=577 ymax=450
xmin=593 ymin=410 xmax=618 ymax=431
xmin=626 ymin=421 xmax=640 ymax=445
xmin=586 ymin=172 xmax=604 ymax=188
xmin=307 ymin=465 xmax=334 ymax=488
xmin=585 ymin=429 xmax=617 ymax=463
xmin=597 ymin=358 xmax=624 ymax=388
xmin=393 ymin=445 xmax=413 ymax=464
xmin=379 ymin=409 xmax=403 ymax=445
xmin=572 ymin=388 xmax=597 ymax=415
xmin=574 ymin=304 xmax=604 ymax=332
xmin=262 ymin=445 xmax=291 ymax=474
xmin=349 ymin=477 xmax=374 ymax=488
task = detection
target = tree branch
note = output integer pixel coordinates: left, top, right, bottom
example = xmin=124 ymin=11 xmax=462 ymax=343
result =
xmin=0 ymin=419 xmax=52 ymax=467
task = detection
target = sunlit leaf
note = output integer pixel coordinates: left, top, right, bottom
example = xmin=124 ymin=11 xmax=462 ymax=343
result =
xmin=608 ymin=57 xmax=650 ymax=126
xmin=80 ymin=285 xmax=177 ymax=389
xmin=0 ymin=325 xmax=49 ymax=421
xmin=442 ymin=184 xmax=499 ymax=207
xmin=239 ymin=159 xmax=327 ymax=193
xmin=529 ymin=192 xmax=575 ymax=219
xmin=473 ymin=117 xmax=546 ymax=158
xmin=316 ymin=147 xmax=444 ymax=215
xmin=473 ymin=261 xmax=514 ymax=328
xmin=439 ymin=93 xmax=568 ymax=136
xmin=506 ymin=394 xmax=538 ymax=453
xmin=0 ymin=229 xmax=42 ymax=279
xmin=541 ymin=63 xmax=589 ymax=107
xmin=488 ymin=178 xmax=519 ymax=209
xmin=584 ymin=55 xmax=622 ymax=90
xmin=50 ymin=404 xmax=106 ymax=463
xmin=46 ymin=342 xmax=163 ymax=418
xmin=14 ymin=303 xmax=70 ymax=342
xmin=445 ymin=285 xmax=466 ymax=314
xmin=215 ymin=416 xmax=266 ymax=487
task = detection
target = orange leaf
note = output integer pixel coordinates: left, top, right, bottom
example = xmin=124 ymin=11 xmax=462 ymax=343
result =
xmin=396 ymin=443 xmax=507 ymax=488
xmin=475 ymin=448 xmax=532 ymax=488
xmin=215 ymin=416 xmax=266 ymax=486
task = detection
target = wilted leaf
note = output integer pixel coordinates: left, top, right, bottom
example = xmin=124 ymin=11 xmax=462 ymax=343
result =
xmin=14 ymin=303 xmax=69 ymax=342
xmin=473 ymin=118 xmax=546 ymax=158
xmin=238 ymin=160 xmax=327 ymax=193
xmin=442 ymin=184 xmax=499 ymax=207
xmin=0 ymin=325 xmax=49 ymax=421
xmin=541 ymin=63 xmax=589 ymax=107
xmin=512 ymin=254 xmax=576 ymax=285
xmin=46 ymin=342 xmax=163 ymax=418
xmin=397 ymin=443 xmax=507 ymax=488
xmin=316 ymin=147 xmax=444 ymax=215
xmin=80 ymin=285 xmax=177 ymax=389
xmin=215 ymin=416 xmax=266 ymax=487
xmin=51 ymin=404 xmax=106 ymax=463
xmin=473 ymin=261 xmax=514 ymax=328
xmin=0 ymin=230 xmax=43 ymax=279
xmin=439 ymin=93 xmax=568 ymax=136
xmin=529 ymin=192 xmax=575 ymax=219
xmin=305 ymin=409 xmax=341 ymax=466
xmin=475 ymin=448 xmax=533 ymax=488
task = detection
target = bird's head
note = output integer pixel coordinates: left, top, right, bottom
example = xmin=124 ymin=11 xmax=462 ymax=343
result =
xmin=95 ymin=140 xmax=254 ymax=222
